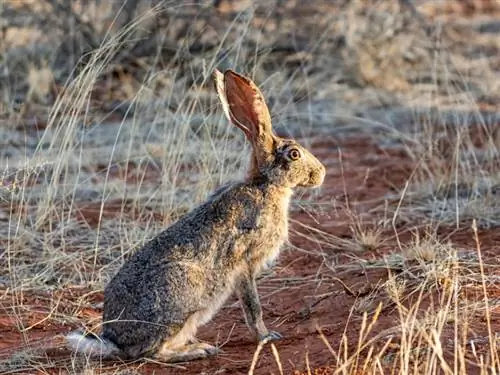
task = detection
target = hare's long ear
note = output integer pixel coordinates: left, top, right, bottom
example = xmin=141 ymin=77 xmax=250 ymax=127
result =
xmin=213 ymin=69 xmax=275 ymax=154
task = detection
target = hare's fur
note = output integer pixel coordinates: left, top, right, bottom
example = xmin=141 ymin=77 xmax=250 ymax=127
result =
xmin=66 ymin=69 xmax=325 ymax=362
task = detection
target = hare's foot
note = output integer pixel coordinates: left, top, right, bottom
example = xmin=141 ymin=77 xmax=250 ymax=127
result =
xmin=259 ymin=330 xmax=282 ymax=344
xmin=154 ymin=342 xmax=218 ymax=363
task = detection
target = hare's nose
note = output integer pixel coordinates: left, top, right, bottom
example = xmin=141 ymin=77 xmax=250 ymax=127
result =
xmin=309 ymin=167 xmax=325 ymax=187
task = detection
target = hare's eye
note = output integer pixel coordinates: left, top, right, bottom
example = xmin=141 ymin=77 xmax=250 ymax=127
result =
xmin=288 ymin=148 xmax=301 ymax=161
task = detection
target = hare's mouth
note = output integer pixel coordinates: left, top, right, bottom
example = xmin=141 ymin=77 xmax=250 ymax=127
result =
xmin=296 ymin=170 xmax=324 ymax=188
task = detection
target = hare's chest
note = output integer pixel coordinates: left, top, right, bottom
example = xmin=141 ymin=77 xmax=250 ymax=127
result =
xmin=274 ymin=194 xmax=290 ymax=242
xmin=279 ymin=190 xmax=291 ymax=228
xmin=257 ymin=193 xmax=291 ymax=269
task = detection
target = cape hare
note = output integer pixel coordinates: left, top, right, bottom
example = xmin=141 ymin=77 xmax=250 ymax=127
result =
xmin=67 ymin=69 xmax=326 ymax=362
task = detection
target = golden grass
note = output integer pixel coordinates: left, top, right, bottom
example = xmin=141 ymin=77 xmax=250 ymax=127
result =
xmin=316 ymin=230 xmax=499 ymax=374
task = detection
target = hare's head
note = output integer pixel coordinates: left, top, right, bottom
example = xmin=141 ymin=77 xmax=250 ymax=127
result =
xmin=213 ymin=69 xmax=325 ymax=189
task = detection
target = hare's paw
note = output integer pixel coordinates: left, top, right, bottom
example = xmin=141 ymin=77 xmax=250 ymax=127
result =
xmin=259 ymin=330 xmax=282 ymax=344
xmin=155 ymin=342 xmax=219 ymax=363
xmin=196 ymin=342 xmax=219 ymax=356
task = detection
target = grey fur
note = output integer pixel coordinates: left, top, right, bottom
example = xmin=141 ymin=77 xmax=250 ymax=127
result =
xmin=66 ymin=69 xmax=326 ymax=362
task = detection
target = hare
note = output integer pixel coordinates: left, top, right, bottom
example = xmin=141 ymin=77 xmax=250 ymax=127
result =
xmin=66 ymin=69 xmax=326 ymax=363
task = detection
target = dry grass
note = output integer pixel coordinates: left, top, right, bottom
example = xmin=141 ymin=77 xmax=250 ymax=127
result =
xmin=1 ymin=1 xmax=500 ymax=374
xmin=317 ymin=227 xmax=499 ymax=375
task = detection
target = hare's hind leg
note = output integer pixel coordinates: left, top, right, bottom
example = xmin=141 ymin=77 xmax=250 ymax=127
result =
xmin=153 ymin=312 xmax=217 ymax=363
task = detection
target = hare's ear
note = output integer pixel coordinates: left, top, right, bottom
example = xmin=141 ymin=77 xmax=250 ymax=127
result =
xmin=213 ymin=69 xmax=274 ymax=153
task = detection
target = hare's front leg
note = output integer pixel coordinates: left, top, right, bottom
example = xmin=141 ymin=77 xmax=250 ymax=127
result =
xmin=236 ymin=275 xmax=282 ymax=343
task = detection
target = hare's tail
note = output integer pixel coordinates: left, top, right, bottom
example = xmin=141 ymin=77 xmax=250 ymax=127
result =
xmin=66 ymin=330 xmax=121 ymax=358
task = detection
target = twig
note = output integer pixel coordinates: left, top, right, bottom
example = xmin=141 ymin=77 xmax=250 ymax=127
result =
xmin=327 ymin=276 xmax=374 ymax=297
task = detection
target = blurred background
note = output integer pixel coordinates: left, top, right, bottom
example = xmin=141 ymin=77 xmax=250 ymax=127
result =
xmin=3 ymin=0 xmax=500 ymax=125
